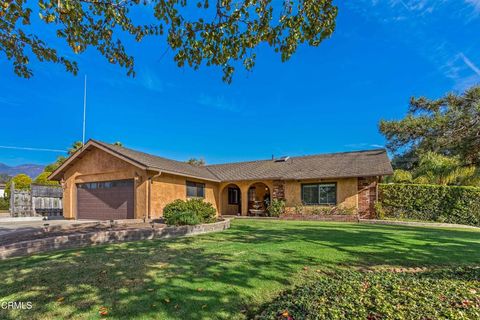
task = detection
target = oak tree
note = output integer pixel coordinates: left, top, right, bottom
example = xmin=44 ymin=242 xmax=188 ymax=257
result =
xmin=0 ymin=0 xmax=337 ymax=82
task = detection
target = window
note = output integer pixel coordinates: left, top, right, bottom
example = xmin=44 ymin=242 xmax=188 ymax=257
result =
xmin=301 ymin=183 xmax=336 ymax=205
xmin=77 ymin=180 xmax=132 ymax=189
xmin=186 ymin=181 xmax=205 ymax=198
xmin=228 ymin=187 xmax=239 ymax=205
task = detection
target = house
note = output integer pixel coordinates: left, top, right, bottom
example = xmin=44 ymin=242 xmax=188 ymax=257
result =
xmin=0 ymin=183 xmax=5 ymax=198
xmin=48 ymin=139 xmax=393 ymax=220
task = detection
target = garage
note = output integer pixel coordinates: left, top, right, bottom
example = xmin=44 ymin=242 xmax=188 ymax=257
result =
xmin=77 ymin=179 xmax=134 ymax=220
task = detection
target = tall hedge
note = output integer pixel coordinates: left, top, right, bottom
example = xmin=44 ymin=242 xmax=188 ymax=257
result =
xmin=378 ymin=183 xmax=480 ymax=226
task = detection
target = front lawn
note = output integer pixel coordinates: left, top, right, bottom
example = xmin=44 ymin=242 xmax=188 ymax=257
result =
xmin=0 ymin=220 xmax=479 ymax=319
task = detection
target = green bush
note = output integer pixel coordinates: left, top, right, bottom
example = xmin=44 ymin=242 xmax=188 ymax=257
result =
xmin=378 ymin=183 xmax=480 ymax=226
xmin=163 ymin=198 xmax=216 ymax=226
xmin=267 ymin=199 xmax=285 ymax=217
xmin=255 ymin=267 xmax=480 ymax=320
xmin=33 ymin=172 xmax=59 ymax=186
xmin=0 ymin=197 xmax=9 ymax=210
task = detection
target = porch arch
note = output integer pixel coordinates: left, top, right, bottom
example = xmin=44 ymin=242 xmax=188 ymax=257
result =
xmin=246 ymin=182 xmax=271 ymax=216
xmin=220 ymin=184 xmax=242 ymax=215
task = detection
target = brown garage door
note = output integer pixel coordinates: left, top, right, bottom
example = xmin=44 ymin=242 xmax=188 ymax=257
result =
xmin=77 ymin=179 xmax=134 ymax=220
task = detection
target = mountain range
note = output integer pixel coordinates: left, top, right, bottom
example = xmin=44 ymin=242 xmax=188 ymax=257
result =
xmin=0 ymin=163 xmax=45 ymax=180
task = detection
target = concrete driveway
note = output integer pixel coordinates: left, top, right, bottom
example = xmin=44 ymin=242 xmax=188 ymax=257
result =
xmin=0 ymin=219 xmax=97 ymax=236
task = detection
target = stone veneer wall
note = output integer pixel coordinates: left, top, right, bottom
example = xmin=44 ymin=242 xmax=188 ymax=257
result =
xmin=0 ymin=219 xmax=231 ymax=260
xmin=357 ymin=177 xmax=378 ymax=218
xmin=272 ymin=180 xmax=285 ymax=200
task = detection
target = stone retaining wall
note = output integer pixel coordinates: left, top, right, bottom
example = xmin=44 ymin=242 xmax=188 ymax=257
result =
xmin=0 ymin=219 xmax=231 ymax=260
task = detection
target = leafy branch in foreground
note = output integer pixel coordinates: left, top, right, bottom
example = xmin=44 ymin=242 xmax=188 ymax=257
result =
xmin=0 ymin=0 xmax=337 ymax=82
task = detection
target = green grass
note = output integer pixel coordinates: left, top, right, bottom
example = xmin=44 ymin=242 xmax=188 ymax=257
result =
xmin=0 ymin=220 xmax=479 ymax=319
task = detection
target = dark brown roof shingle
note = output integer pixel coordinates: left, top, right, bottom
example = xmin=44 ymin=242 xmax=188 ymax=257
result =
xmin=76 ymin=140 xmax=393 ymax=182
xmin=93 ymin=140 xmax=220 ymax=181
xmin=206 ymin=149 xmax=393 ymax=181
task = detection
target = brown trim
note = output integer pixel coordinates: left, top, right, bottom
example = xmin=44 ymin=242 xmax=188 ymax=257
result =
xmin=151 ymin=168 xmax=220 ymax=182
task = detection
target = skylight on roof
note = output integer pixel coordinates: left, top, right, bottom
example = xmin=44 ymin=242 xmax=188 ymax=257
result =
xmin=274 ymin=156 xmax=290 ymax=162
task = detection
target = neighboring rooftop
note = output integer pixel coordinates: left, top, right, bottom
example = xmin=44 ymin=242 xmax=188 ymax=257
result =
xmin=50 ymin=139 xmax=393 ymax=182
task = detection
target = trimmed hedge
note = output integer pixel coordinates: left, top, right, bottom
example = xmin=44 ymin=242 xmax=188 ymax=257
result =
xmin=378 ymin=183 xmax=480 ymax=226
xmin=255 ymin=267 xmax=480 ymax=320
xmin=163 ymin=198 xmax=216 ymax=226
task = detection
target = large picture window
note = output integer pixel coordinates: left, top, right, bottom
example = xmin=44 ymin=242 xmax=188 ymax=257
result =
xmin=301 ymin=183 xmax=337 ymax=205
xmin=186 ymin=181 xmax=205 ymax=198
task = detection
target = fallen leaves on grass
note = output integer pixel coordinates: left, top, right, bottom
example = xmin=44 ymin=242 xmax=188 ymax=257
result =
xmin=99 ymin=306 xmax=108 ymax=316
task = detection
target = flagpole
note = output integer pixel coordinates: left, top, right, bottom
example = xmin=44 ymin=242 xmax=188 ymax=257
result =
xmin=82 ymin=75 xmax=87 ymax=146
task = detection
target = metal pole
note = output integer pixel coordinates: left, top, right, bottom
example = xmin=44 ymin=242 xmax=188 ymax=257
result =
xmin=82 ymin=75 xmax=87 ymax=145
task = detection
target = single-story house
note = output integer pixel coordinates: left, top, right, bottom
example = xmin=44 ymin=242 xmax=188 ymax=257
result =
xmin=49 ymin=139 xmax=393 ymax=220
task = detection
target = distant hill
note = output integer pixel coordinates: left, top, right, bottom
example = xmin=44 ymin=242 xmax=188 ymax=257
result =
xmin=0 ymin=163 xmax=44 ymax=179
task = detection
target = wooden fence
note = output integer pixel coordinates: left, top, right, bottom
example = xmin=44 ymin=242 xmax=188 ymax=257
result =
xmin=9 ymin=182 xmax=63 ymax=218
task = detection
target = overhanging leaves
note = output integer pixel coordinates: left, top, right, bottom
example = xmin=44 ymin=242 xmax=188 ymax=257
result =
xmin=0 ymin=0 xmax=337 ymax=82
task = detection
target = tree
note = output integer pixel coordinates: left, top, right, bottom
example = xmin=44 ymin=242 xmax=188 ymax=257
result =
xmin=0 ymin=174 xmax=11 ymax=184
xmin=33 ymin=172 xmax=60 ymax=186
xmin=44 ymin=155 xmax=67 ymax=172
xmin=0 ymin=0 xmax=337 ymax=83
xmin=413 ymin=152 xmax=478 ymax=186
xmin=113 ymin=141 xmax=123 ymax=147
xmin=379 ymin=85 xmax=480 ymax=168
xmin=68 ymin=141 xmax=83 ymax=155
xmin=385 ymin=169 xmax=413 ymax=184
xmin=4 ymin=174 xmax=32 ymax=198
xmin=186 ymin=158 xmax=205 ymax=166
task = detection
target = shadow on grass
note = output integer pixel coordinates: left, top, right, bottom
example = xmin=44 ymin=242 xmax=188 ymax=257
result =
xmin=0 ymin=220 xmax=479 ymax=319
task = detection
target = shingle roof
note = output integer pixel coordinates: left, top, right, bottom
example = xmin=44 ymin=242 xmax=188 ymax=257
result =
xmin=206 ymin=149 xmax=393 ymax=181
xmin=52 ymin=139 xmax=393 ymax=182
xmin=92 ymin=140 xmax=220 ymax=181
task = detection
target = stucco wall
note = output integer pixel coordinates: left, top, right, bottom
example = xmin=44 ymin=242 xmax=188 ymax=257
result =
xmin=284 ymin=178 xmax=358 ymax=210
xmin=61 ymin=147 xmax=148 ymax=219
xmin=150 ymin=173 xmax=219 ymax=219
xmin=221 ymin=184 xmax=241 ymax=215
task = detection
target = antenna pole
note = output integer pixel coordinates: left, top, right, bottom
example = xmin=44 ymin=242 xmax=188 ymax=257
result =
xmin=82 ymin=75 xmax=87 ymax=146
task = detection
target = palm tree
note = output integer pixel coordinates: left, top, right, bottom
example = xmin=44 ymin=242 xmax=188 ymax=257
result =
xmin=68 ymin=141 xmax=83 ymax=155
xmin=413 ymin=152 xmax=478 ymax=186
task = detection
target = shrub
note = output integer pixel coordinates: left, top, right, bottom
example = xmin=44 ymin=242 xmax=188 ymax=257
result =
xmin=378 ymin=183 xmax=480 ymax=226
xmin=163 ymin=198 xmax=216 ymax=226
xmin=255 ymin=267 xmax=480 ymax=320
xmin=285 ymin=205 xmax=357 ymax=215
xmin=33 ymin=172 xmax=59 ymax=186
xmin=267 ymin=199 xmax=285 ymax=217
xmin=4 ymin=174 xmax=32 ymax=198
xmin=0 ymin=197 xmax=8 ymax=210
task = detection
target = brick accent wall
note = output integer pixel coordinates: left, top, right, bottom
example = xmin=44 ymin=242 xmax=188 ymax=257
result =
xmin=272 ymin=180 xmax=285 ymax=200
xmin=357 ymin=177 xmax=378 ymax=218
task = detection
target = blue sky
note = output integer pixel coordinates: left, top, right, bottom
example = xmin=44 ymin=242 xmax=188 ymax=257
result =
xmin=1 ymin=0 xmax=479 ymax=167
